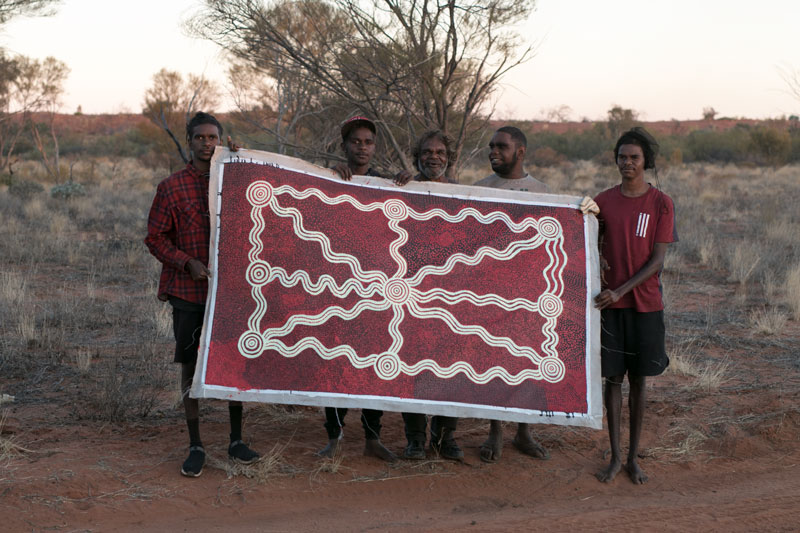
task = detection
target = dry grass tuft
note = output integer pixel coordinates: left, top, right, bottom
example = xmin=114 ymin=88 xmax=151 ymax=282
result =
xmin=726 ymin=244 xmax=760 ymax=286
xmin=649 ymin=423 xmax=709 ymax=461
xmin=311 ymin=448 xmax=347 ymax=482
xmin=667 ymin=337 xmax=729 ymax=391
xmin=749 ymin=307 xmax=788 ymax=336
xmin=0 ymin=411 xmax=32 ymax=463
xmin=210 ymin=440 xmax=296 ymax=483
xmin=786 ymin=265 xmax=800 ymax=321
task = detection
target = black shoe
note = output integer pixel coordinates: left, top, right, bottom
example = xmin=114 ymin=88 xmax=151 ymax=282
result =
xmin=430 ymin=438 xmax=464 ymax=461
xmin=403 ymin=439 xmax=426 ymax=460
xmin=228 ymin=440 xmax=260 ymax=464
xmin=181 ymin=445 xmax=205 ymax=477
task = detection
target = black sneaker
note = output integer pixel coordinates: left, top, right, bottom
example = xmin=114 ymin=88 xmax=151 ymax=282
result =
xmin=181 ymin=446 xmax=205 ymax=477
xmin=228 ymin=440 xmax=260 ymax=464
xmin=430 ymin=438 xmax=464 ymax=461
xmin=403 ymin=439 xmax=426 ymax=460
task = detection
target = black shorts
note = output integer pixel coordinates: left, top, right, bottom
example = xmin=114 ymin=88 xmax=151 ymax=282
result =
xmin=170 ymin=297 xmax=206 ymax=365
xmin=600 ymin=308 xmax=668 ymax=377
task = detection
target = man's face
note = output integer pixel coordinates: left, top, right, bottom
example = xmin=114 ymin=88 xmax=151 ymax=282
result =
xmin=342 ymin=126 xmax=376 ymax=168
xmin=488 ymin=131 xmax=521 ymax=175
xmin=616 ymin=143 xmax=645 ymax=181
xmin=189 ymin=123 xmax=222 ymax=162
xmin=419 ymin=137 xmax=448 ymax=180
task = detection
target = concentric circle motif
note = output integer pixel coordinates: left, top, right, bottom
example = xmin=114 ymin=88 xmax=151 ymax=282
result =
xmin=537 ymin=293 xmax=563 ymax=318
xmin=383 ymin=199 xmax=409 ymax=220
xmin=246 ymin=261 xmax=271 ymax=286
xmin=246 ymin=181 xmax=273 ymax=207
xmin=383 ymin=278 xmax=411 ymax=305
xmin=374 ymin=353 xmax=402 ymax=380
xmin=540 ymin=357 xmax=565 ymax=382
xmin=537 ymin=217 xmax=561 ymax=239
xmin=238 ymin=331 xmax=264 ymax=359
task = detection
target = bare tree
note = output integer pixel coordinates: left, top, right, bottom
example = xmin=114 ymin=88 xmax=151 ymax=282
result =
xmin=16 ymin=56 xmax=69 ymax=180
xmin=702 ymin=106 xmax=717 ymax=121
xmin=542 ymin=104 xmax=573 ymax=123
xmin=607 ymin=105 xmax=639 ymax=138
xmin=189 ymin=0 xmax=535 ymax=179
xmin=142 ymin=68 xmax=221 ymax=164
xmin=0 ymin=0 xmax=59 ymax=24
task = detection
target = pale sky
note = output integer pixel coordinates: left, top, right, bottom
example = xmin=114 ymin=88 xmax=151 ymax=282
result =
xmin=2 ymin=0 xmax=798 ymax=121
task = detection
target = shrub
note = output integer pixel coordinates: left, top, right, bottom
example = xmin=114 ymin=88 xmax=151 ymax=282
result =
xmin=7 ymin=179 xmax=44 ymax=199
xmin=50 ymin=181 xmax=86 ymax=199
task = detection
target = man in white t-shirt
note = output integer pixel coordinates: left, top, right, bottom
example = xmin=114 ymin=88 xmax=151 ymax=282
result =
xmin=474 ymin=126 xmax=548 ymax=192
xmin=474 ymin=126 xmax=598 ymax=464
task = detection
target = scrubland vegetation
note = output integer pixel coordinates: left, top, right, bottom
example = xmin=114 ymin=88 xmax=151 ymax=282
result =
xmin=1 ymin=134 xmax=798 ymax=473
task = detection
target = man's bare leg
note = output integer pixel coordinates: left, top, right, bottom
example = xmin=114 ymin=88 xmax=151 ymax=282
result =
xmin=363 ymin=439 xmax=397 ymax=461
xmin=181 ymin=363 xmax=200 ymax=421
xmin=626 ymin=375 xmax=648 ymax=484
xmin=597 ymin=375 xmax=623 ymax=482
xmin=512 ymin=423 xmax=550 ymax=459
xmin=480 ymin=419 xmax=504 ymax=462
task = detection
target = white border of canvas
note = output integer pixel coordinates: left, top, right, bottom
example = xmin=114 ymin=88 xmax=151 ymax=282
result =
xmin=192 ymin=147 xmax=602 ymax=429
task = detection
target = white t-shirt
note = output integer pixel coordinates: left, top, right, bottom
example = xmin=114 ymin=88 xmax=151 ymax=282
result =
xmin=474 ymin=173 xmax=549 ymax=193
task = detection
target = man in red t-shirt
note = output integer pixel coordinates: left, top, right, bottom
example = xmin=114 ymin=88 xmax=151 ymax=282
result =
xmin=594 ymin=128 xmax=677 ymax=485
xmin=145 ymin=112 xmax=260 ymax=477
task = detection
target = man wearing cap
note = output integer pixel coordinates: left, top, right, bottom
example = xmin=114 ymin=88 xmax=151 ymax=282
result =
xmin=318 ymin=116 xmax=409 ymax=462
xmin=474 ymin=126 xmax=599 ymax=464
xmin=594 ymin=128 xmax=676 ymax=484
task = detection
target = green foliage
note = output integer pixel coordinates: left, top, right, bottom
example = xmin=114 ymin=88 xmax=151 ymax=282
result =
xmin=50 ymin=181 xmax=85 ymax=199
xmin=749 ymin=126 xmax=791 ymax=166
xmin=7 ymin=178 xmax=43 ymax=198
xmin=685 ymin=126 xmax=752 ymax=163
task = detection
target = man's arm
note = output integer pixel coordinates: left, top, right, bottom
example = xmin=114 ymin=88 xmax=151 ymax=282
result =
xmin=594 ymin=242 xmax=668 ymax=310
xmin=144 ymin=183 xmax=194 ymax=272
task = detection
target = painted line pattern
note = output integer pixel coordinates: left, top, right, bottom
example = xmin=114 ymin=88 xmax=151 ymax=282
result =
xmin=236 ymin=180 xmax=568 ymax=385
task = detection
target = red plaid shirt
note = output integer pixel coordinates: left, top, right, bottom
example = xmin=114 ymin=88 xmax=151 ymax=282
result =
xmin=145 ymin=163 xmax=211 ymax=304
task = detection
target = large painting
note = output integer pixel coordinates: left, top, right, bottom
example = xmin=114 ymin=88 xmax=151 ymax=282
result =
xmin=191 ymin=148 xmax=602 ymax=428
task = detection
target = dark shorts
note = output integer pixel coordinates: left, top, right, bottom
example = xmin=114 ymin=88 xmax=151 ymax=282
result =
xmin=170 ymin=297 xmax=206 ymax=365
xmin=600 ymin=308 xmax=668 ymax=377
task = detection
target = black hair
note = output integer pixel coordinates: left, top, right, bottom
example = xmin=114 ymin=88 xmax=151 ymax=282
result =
xmin=614 ymin=127 xmax=658 ymax=170
xmin=186 ymin=111 xmax=223 ymax=141
xmin=496 ymin=126 xmax=527 ymax=149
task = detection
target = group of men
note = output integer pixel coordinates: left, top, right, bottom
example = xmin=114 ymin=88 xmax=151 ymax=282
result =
xmin=146 ymin=112 xmax=675 ymax=485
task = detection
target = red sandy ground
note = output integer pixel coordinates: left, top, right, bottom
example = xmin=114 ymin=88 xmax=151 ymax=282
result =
xmin=2 ymin=267 xmax=800 ymax=531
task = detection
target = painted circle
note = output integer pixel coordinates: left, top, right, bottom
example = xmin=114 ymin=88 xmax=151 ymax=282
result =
xmin=375 ymin=353 xmax=401 ymax=380
xmin=384 ymin=278 xmax=411 ymax=305
xmin=540 ymin=357 xmax=565 ymax=382
xmin=246 ymin=181 xmax=273 ymax=207
xmin=238 ymin=331 xmax=264 ymax=358
xmin=537 ymin=217 xmax=561 ymax=239
xmin=246 ymin=261 xmax=270 ymax=286
xmin=383 ymin=199 xmax=408 ymax=220
xmin=537 ymin=293 xmax=563 ymax=318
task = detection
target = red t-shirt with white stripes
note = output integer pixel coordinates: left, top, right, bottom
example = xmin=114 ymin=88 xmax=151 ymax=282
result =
xmin=594 ymin=184 xmax=677 ymax=312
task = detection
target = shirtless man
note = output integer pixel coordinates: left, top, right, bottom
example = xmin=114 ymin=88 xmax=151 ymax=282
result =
xmin=319 ymin=116 xmax=410 ymax=462
xmin=474 ymin=126 xmax=598 ymax=463
xmin=594 ymin=128 xmax=676 ymax=484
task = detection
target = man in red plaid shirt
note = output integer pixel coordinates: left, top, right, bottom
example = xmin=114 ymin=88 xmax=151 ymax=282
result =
xmin=145 ymin=112 xmax=260 ymax=477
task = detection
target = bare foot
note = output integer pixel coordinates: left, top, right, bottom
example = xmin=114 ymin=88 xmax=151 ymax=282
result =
xmin=512 ymin=431 xmax=550 ymax=460
xmin=316 ymin=438 xmax=341 ymax=458
xmin=596 ymin=459 xmax=622 ymax=483
xmin=363 ymin=439 xmax=397 ymax=462
xmin=626 ymin=458 xmax=648 ymax=484
xmin=479 ymin=433 xmax=503 ymax=463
